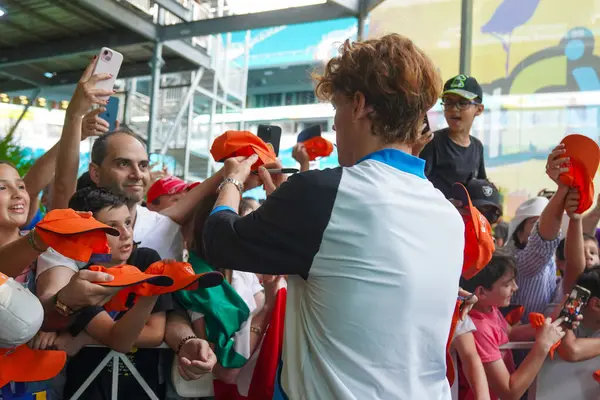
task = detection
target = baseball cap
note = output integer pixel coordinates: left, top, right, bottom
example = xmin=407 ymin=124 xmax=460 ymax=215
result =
xmin=210 ymin=131 xmax=277 ymax=170
xmin=0 ymin=273 xmax=43 ymax=348
xmin=442 ymin=74 xmax=483 ymax=102
xmin=297 ymin=125 xmax=334 ymax=161
xmin=559 ymin=134 xmax=600 ymax=214
xmin=35 ymin=209 xmax=119 ymax=263
xmin=450 ymin=183 xmax=495 ymax=279
xmin=101 ymin=262 xmax=224 ymax=312
xmin=297 ymin=125 xmax=322 ymax=143
xmin=89 ymin=264 xmax=174 ymax=288
xmin=147 ymin=176 xmax=188 ymax=204
xmin=507 ymin=197 xmax=549 ymax=241
xmin=0 ymin=345 xmax=66 ymax=387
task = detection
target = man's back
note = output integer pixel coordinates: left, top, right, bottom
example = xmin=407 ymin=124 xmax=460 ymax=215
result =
xmin=277 ymin=152 xmax=465 ymax=399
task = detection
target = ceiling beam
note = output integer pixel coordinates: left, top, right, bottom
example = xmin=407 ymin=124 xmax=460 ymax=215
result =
xmin=76 ymin=0 xmax=211 ymax=68
xmin=0 ymin=28 xmax=148 ymax=68
xmin=362 ymin=0 xmax=386 ymax=13
xmin=159 ymin=2 xmax=356 ymax=41
xmin=154 ymin=0 xmax=192 ymax=22
xmin=0 ymin=58 xmax=196 ymax=92
xmin=331 ymin=0 xmax=360 ymax=13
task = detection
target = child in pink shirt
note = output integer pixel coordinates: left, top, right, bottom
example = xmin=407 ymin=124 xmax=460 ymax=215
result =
xmin=460 ymin=251 xmax=566 ymax=400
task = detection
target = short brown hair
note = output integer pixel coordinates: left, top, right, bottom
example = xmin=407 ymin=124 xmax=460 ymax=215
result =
xmin=314 ymin=34 xmax=441 ymax=144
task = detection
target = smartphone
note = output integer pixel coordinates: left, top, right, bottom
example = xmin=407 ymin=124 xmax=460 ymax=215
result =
xmin=99 ymin=97 xmax=119 ymax=131
xmin=93 ymin=47 xmax=123 ymax=100
xmin=559 ymin=285 xmax=591 ymax=328
xmin=251 ymin=168 xmax=299 ymax=175
xmin=257 ymin=125 xmax=282 ymax=156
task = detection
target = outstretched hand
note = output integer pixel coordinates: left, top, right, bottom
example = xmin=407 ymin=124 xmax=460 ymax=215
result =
xmin=67 ymin=57 xmax=115 ymax=118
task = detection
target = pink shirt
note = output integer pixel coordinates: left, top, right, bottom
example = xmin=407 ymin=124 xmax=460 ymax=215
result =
xmin=465 ymin=307 xmax=515 ymax=400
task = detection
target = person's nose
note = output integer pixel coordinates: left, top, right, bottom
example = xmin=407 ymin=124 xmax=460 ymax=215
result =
xmin=332 ymin=124 xmax=336 ymax=131
xmin=119 ymin=227 xmax=132 ymax=241
xmin=129 ymin=165 xmax=143 ymax=181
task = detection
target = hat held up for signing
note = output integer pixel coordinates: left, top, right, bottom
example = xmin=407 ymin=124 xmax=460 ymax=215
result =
xmin=210 ymin=131 xmax=277 ymax=170
xmin=297 ymin=125 xmax=334 ymax=161
xmin=450 ymin=183 xmax=495 ymax=279
xmin=0 ymin=273 xmax=43 ymax=348
xmin=35 ymin=209 xmax=119 ymax=263
xmin=559 ymin=134 xmax=600 ymax=214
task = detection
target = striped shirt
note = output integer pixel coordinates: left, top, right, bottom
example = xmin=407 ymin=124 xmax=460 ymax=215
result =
xmin=508 ymin=222 xmax=561 ymax=320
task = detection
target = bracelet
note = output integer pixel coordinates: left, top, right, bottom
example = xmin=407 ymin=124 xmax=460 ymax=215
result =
xmin=177 ymin=335 xmax=198 ymax=355
xmin=218 ymin=177 xmax=244 ymax=194
xmin=53 ymin=292 xmax=76 ymax=317
xmin=27 ymin=229 xmax=45 ymax=253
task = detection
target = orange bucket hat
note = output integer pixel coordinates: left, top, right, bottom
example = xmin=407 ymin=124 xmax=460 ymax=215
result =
xmin=35 ymin=209 xmax=119 ymax=263
xmin=98 ymin=262 xmax=224 ymax=312
xmin=0 ymin=345 xmax=66 ymax=387
xmin=450 ymin=183 xmax=495 ymax=279
xmin=210 ymin=131 xmax=277 ymax=170
xmin=559 ymin=134 xmax=600 ymax=214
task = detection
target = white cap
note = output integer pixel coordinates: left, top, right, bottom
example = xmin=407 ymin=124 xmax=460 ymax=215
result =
xmin=507 ymin=197 xmax=549 ymax=242
xmin=0 ymin=273 xmax=43 ymax=348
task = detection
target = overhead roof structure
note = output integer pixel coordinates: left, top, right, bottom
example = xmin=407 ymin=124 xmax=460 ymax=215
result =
xmin=0 ymin=0 xmax=385 ymax=93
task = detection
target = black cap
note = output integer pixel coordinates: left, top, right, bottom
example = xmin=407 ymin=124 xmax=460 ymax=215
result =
xmin=466 ymin=179 xmax=500 ymax=210
xmin=297 ymin=125 xmax=322 ymax=143
xmin=442 ymin=74 xmax=483 ymax=102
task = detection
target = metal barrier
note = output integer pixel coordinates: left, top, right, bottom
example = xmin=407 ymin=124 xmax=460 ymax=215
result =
xmin=69 ymin=344 xmax=169 ymax=400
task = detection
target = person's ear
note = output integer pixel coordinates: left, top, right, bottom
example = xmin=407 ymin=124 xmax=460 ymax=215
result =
xmin=475 ymin=104 xmax=484 ymax=116
xmin=352 ymin=92 xmax=371 ymax=121
xmin=474 ymin=285 xmax=486 ymax=300
xmin=89 ymin=163 xmax=101 ymax=185
xmin=590 ymin=296 xmax=600 ymax=312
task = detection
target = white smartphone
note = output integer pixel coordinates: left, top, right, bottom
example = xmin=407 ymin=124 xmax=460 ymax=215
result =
xmin=93 ymin=47 xmax=123 ymax=100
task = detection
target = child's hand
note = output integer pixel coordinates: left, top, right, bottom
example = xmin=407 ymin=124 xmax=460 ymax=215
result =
xmin=28 ymin=331 xmax=58 ymax=350
xmin=545 ymin=144 xmax=570 ymax=186
xmin=535 ymin=317 xmax=566 ymax=353
xmin=565 ymin=187 xmax=582 ymax=219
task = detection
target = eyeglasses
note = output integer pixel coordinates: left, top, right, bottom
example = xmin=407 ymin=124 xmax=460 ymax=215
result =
xmin=441 ymin=100 xmax=478 ymax=111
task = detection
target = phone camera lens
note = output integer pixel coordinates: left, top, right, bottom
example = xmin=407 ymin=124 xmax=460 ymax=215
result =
xmin=103 ymin=50 xmax=108 ymax=55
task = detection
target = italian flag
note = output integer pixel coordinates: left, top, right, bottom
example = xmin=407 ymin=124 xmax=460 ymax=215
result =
xmin=175 ymin=252 xmax=287 ymax=399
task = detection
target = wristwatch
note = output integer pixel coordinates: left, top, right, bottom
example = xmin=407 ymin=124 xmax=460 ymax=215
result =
xmin=218 ymin=177 xmax=244 ymax=194
xmin=53 ymin=293 xmax=76 ymax=317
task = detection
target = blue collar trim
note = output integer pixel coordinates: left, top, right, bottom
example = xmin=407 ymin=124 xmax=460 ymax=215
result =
xmin=357 ymin=148 xmax=426 ymax=179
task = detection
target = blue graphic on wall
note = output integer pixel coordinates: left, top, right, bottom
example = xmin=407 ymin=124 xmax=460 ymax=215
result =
xmin=229 ymin=18 xmax=360 ymax=69
xmin=481 ymin=0 xmax=542 ymax=77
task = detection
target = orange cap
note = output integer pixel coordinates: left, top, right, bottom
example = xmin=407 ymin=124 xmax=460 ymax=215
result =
xmin=593 ymin=370 xmax=600 ymax=383
xmin=504 ymin=305 xmax=525 ymax=326
xmin=302 ymin=137 xmax=334 ymax=161
xmin=210 ymin=131 xmax=277 ymax=170
xmin=36 ymin=209 xmax=119 ymax=236
xmin=451 ymin=183 xmax=495 ymax=279
xmin=89 ymin=264 xmax=174 ymax=287
xmin=136 ymin=261 xmax=224 ymax=294
xmin=35 ymin=209 xmax=119 ymax=263
xmin=561 ymin=134 xmax=600 ymax=180
xmin=0 ymin=345 xmax=66 ymax=387
xmin=559 ymin=134 xmax=599 ymax=214
xmin=102 ymin=262 xmax=223 ymax=312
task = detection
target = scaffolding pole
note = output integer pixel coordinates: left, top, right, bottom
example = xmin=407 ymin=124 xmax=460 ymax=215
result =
xmin=147 ymin=8 xmax=165 ymax=155
xmin=459 ymin=0 xmax=473 ymax=75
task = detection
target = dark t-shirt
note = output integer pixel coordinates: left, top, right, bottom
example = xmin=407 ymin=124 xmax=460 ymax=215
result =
xmin=420 ymin=128 xmax=487 ymax=198
xmin=64 ymin=247 xmax=173 ymax=400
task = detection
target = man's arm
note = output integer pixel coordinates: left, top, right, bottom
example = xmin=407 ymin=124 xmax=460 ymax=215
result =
xmin=557 ymin=330 xmax=600 ymax=362
xmin=0 ymin=231 xmax=49 ymax=278
xmin=582 ymin=195 xmax=600 ymax=236
xmin=203 ymin=168 xmax=342 ymax=276
xmin=160 ymin=171 xmax=222 ymax=225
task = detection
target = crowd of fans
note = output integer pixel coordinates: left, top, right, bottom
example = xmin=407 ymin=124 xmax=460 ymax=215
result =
xmin=0 ymin=33 xmax=598 ymax=400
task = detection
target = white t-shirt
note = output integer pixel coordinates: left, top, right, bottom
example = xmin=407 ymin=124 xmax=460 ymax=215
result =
xmin=453 ymin=315 xmax=476 ymax=340
xmin=36 ymin=205 xmax=183 ymax=277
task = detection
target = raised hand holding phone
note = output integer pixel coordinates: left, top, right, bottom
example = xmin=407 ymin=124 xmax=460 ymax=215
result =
xmin=66 ymin=57 xmax=115 ymax=118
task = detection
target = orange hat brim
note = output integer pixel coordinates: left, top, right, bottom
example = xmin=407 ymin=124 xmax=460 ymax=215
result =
xmin=90 ymin=265 xmax=174 ymax=288
xmin=37 ymin=209 xmax=119 ymax=236
xmin=0 ymin=345 xmax=66 ymax=386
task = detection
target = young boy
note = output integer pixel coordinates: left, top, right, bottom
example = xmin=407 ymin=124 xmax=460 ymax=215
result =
xmin=460 ymin=251 xmax=565 ymax=400
xmin=420 ymin=74 xmax=486 ymax=198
